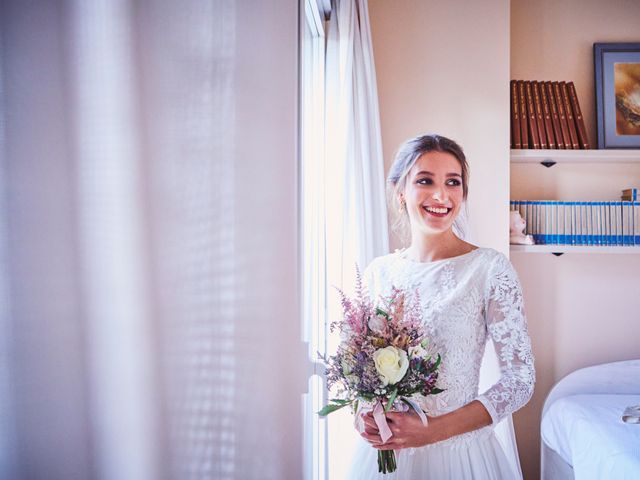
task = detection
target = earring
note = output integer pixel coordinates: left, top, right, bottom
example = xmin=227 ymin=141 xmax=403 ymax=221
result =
xmin=399 ymin=200 xmax=406 ymax=213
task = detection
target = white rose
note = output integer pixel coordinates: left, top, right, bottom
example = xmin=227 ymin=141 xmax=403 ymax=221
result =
xmin=373 ymin=346 xmax=409 ymax=386
xmin=368 ymin=314 xmax=387 ymax=334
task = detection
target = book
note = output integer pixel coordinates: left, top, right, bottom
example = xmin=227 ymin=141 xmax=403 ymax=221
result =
xmin=539 ymin=81 xmax=556 ymax=149
xmin=545 ymin=82 xmax=564 ymax=149
xmin=553 ymin=81 xmax=572 ymax=149
xmin=525 ymin=81 xmax=540 ymax=148
xmin=560 ymin=81 xmax=580 ymax=149
xmin=631 ymin=200 xmax=640 ymax=245
xmin=532 ymin=82 xmax=548 ymax=148
xmin=623 ymin=202 xmax=633 ymax=245
xmin=622 ymin=188 xmax=638 ymax=201
xmin=518 ymin=81 xmax=529 ymax=148
xmin=511 ymin=80 xmax=522 ymax=149
xmin=615 ymin=201 xmax=623 ymax=245
xmin=567 ymin=82 xmax=590 ymax=149
xmin=604 ymin=202 xmax=611 ymax=245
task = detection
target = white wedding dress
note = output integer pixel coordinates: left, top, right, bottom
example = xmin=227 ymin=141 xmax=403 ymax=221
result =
xmin=348 ymin=247 xmax=535 ymax=479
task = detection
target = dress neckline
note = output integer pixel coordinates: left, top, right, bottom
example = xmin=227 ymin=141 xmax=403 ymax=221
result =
xmin=395 ymin=246 xmax=482 ymax=265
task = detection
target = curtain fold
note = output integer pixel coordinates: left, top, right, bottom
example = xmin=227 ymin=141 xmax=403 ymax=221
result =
xmin=322 ymin=0 xmax=389 ymax=477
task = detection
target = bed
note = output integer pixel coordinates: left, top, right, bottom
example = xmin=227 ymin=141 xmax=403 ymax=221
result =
xmin=540 ymin=359 xmax=640 ymax=480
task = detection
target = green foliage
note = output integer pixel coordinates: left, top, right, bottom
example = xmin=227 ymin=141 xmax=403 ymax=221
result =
xmin=317 ymin=399 xmax=353 ymax=416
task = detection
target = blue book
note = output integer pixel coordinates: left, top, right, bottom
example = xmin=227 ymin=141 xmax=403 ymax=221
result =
xmin=631 ymin=200 xmax=640 ymax=245
xmin=609 ymin=202 xmax=615 ymax=246
xmin=578 ymin=202 xmax=587 ymax=245
xmin=616 ymin=201 xmax=623 ymax=245
xmin=622 ymin=201 xmax=633 ymax=245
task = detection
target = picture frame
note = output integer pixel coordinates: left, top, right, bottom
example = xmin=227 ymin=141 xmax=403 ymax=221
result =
xmin=594 ymin=43 xmax=640 ymax=149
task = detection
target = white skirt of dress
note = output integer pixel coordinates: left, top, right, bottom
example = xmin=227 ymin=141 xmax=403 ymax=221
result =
xmin=347 ymin=428 xmax=518 ymax=480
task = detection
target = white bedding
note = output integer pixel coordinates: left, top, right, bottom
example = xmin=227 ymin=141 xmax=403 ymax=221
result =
xmin=541 ymin=359 xmax=640 ymax=480
xmin=542 ymin=394 xmax=640 ymax=479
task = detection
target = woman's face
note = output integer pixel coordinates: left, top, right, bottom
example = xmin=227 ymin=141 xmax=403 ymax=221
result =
xmin=401 ymin=151 xmax=464 ymax=236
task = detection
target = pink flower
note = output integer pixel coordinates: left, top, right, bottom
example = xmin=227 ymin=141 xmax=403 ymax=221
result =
xmin=368 ymin=314 xmax=387 ymax=334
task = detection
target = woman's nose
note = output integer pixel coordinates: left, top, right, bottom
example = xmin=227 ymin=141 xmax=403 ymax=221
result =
xmin=432 ymin=187 xmax=447 ymax=202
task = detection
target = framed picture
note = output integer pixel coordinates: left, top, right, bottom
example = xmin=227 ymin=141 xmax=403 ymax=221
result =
xmin=594 ymin=43 xmax=640 ymax=149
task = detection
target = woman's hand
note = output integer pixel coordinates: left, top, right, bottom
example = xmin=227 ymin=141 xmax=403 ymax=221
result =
xmin=359 ymin=400 xmax=493 ymax=450
xmin=359 ymin=410 xmax=444 ymax=450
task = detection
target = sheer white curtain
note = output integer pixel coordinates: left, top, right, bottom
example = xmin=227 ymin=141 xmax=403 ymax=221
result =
xmin=324 ymin=0 xmax=388 ymax=286
xmin=0 ymin=1 xmax=302 ymax=479
xmin=318 ymin=0 xmax=389 ymax=478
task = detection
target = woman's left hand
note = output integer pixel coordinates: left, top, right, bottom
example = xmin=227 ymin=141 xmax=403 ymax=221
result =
xmin=360 ymin=410 xmax=443 ymax=450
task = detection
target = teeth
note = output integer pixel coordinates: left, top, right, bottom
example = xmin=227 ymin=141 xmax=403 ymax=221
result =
xmin=425 ymin=206 xmax=448 ymax=214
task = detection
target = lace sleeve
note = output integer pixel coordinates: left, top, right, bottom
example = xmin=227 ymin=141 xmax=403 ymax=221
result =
xmin=476 ymin=253 xmax=535 ymax=425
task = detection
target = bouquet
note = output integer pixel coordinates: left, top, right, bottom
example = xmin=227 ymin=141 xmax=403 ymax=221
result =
xmin=318 ymin=271 xmax=443 ymax=474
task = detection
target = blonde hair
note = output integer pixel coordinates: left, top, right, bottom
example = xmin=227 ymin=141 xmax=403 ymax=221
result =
xmin=387 ymin=134 xmax=470 ymax=244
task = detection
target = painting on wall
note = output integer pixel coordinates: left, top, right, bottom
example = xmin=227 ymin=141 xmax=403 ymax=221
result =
xmin=594 ymin=43 xmax=640 ymax=148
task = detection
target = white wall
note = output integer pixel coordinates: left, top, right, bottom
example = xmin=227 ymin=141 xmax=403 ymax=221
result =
xmin=369 ymin=0 xmax=511 ymax=254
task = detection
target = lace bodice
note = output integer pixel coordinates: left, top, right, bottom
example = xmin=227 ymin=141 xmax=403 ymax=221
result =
xmin=362 ymin=247 xmax=535 ymax=427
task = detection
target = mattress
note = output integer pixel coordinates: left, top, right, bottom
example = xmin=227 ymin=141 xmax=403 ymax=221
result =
xmin=542 ymin=393 xmax=640 ymax=479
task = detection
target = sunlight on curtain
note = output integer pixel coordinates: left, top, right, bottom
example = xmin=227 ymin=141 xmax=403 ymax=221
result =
xmin=137 ymin=0 xmax=237 ymax=477
xmin=70 ymin=1 xmax=159 ymax=478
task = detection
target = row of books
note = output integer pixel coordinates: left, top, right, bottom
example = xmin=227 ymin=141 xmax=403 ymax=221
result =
xmin=510 ymin=200 xmax=639 ymax=245
xmin=510 ymin=80 xmax=589 ymax=150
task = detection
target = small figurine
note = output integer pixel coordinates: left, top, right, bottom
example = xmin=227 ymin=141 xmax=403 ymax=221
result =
xmin=509 ymin=210 xmax=535 ymax=245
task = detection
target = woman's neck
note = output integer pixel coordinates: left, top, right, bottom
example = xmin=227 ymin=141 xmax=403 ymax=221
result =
xmin=405 ymin=229 xmax=470 ymax=262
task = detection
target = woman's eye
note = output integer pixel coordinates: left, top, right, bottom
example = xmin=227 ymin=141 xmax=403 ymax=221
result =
xmin=417 ymin=178 xmax=432 ymax=185
xmin=447 ymin=179 xmax=461 ymax=186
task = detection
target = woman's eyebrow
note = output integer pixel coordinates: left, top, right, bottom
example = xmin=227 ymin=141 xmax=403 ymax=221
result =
xmin=415 ymin=170 xmax=462 ymax=178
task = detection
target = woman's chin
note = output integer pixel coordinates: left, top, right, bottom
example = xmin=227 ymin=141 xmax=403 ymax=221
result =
xmin=419 ymin=223 xmax=452 ymax=235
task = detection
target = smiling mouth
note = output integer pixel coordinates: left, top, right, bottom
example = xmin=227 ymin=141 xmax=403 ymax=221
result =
xmin=423 ymin=206 xmax=451 ymax=217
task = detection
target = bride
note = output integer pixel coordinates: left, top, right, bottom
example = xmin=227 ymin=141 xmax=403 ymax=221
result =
xmin=349 ymin=134 xmax=535 ymax=479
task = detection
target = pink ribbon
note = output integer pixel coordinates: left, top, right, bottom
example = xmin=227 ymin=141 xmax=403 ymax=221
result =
xmin=402 ymin=397 xmax=429 ymax=427
xmin=356 ymin=397 xmax=429 ymax=443
xmin=371 ymin=398 xmax=429 ymax=444
xmin=372 ymin=401 xmax=394 ymax=443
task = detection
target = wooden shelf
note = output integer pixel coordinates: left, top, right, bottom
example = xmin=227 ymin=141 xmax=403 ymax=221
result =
xmin=510 ymin=244 xmax=640 ymax=254
xmin=511 ymin=149 xmax=640 ymax=164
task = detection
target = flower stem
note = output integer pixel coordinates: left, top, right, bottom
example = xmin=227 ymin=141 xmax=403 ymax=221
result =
xmin=377 ymin=450 xmax=397 ymax=474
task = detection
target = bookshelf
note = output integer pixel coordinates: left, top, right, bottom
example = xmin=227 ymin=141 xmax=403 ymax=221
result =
xmin=510 ymin=149 xmax=640 ymax=255
xmin=511 ymin=244 xmax=640 ymax=254
xmin=511 ymin=149 xmax=640 ymax=165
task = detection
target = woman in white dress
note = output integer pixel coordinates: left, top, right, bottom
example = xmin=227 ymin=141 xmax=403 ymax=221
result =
xmin=350 ymin=134 xmax=535 ymax=479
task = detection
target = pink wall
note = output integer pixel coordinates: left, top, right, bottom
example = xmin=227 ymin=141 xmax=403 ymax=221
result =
xmin=511 ymin=0 xmax=640 ymax=478
xmin=511 ymin=0 xmax=640 ymax=149
xmin=369 ymin=0 xmax=511 ymax=255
